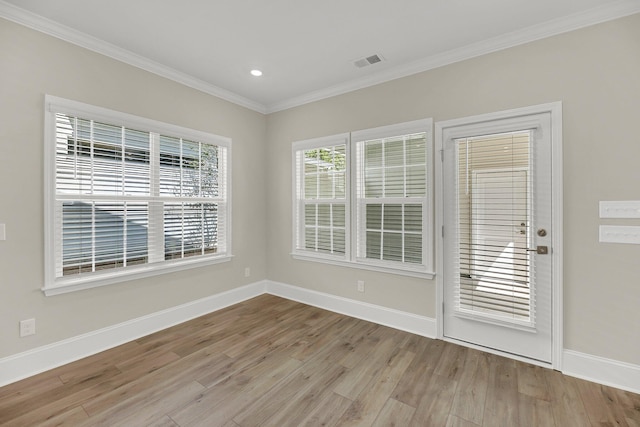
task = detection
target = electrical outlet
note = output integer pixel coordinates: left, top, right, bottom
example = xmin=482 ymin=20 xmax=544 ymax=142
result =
xmin=357 ymin=280 xmax=365 ymax=293
xmin=244 ymin=267 xmax=251 ymax=278
xmin=20 ymin=319 xmax=36 ymax=337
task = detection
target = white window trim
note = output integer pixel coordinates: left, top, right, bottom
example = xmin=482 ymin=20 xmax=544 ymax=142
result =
xmin=291 ymin=119 xmax=434 ymax=279
xmin=43 ymin=95 xmax=233 ymax=296
xmin=291 ymin=133 xmax=350 ymax=260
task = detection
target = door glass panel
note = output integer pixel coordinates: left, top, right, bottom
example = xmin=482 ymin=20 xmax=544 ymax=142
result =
xmin=455 ymin=131 xmax=533 ymax=325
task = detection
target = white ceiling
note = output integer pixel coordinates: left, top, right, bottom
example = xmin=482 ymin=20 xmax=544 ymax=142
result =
xmin=2 ymin=0 xmax=639 ymax=113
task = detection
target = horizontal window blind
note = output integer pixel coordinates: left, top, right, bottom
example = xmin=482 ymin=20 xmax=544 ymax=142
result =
xmin=292 ymin=119 xmax=433 ymax=277
xmin=47 ymin=101 xmax=230 ymax=291
xmin=295 ymin=142 xmax=347 ymax=255
xmin=356 ymin=132 xmax=427 ymax=267
xmin=455 ymin=131 xmax=533 ymax=324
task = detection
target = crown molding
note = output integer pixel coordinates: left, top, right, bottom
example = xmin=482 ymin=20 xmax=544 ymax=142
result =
xmin=1 ymin=0 xmax=638 ymax=115
xmin=265 ymin=0 xmax=640 ymax=113
xmin=0 ymin=1 xmax=268 ymax=114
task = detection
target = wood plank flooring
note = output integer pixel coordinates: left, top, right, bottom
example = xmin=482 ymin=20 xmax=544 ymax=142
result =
xmin=1 ymin=294 xmax=638 ymax=426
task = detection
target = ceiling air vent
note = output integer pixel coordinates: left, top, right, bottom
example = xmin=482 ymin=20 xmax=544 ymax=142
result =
xmin=354 ymin=54 xmax=384 ymax=68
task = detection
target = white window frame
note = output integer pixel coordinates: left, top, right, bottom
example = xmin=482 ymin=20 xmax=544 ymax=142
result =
xmin=43 ymin=95 xmax=232 ymax=296
xmin=292 ymin=119 xmax=434 ymax=279
xmin=292 ymin=133 xmax=350 ymax=262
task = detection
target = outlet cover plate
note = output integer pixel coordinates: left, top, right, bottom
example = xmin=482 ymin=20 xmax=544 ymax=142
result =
xmin=19 ymin=319 xmax=36 ymax=337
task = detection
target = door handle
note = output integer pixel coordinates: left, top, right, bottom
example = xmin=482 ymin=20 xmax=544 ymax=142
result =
xmin=526 ymin=246 xmax=548 ymax=254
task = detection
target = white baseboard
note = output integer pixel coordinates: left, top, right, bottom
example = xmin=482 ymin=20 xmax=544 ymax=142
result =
xmin=0 ymin=281 xmax=267 ymax=387
xmin=563 ymin=349 xmax=640 ymax=394
xmin=2 ymin=279 xmax=638 ymax=396
xmin=265 ymin=280 xmax=437 ymax=339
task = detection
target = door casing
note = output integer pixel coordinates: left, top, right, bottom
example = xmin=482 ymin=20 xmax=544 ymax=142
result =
xmin=434 ymin=102 xmax=563 ymax=369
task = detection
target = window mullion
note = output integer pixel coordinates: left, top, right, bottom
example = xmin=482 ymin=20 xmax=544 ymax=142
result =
xmin=90 ymin=120 xmax=95 ymax=195
xmin=314 ymin=200 xmax=319 ymax=251
xmin=402 ymin=136 xmax=407 ymax=263
xmin=330 ymin=203 xmax=334 ymax=253
xmin=121 ymin=127 xmax=125 ymax=196
xmin=403 ymin=135 xmax=407 ymax=198
xmin=123 ymin=201 xmax=128 ymax=268
xmin=330 ymin=147 xmax=336 ymax=253
xmin=198 ymin=142 xmax=202 ymax=197
xmin=381 ymin=139 xmax=386 ymax=198
xmin=148 ymin=132 xmax=164 ymax=263
xmin=352 ymin=140 xmax=361 ymax=261
xmin=73 ymin=117 xmax=78 ymax=179
xmin=181 ymin=203 xmax=185 ymax=257
xmin=121 ymin=128 xmax=127 ymax=267
xmin=90 ymin=121 xmax=96 ymax=272
xmin=200 ymin=202 xmax=205 ymax=256
xmin=380 ymin=203 xmax=385 ymax=261
xmin=180 ymin=138 xmax=184 ymax=196
xmin=91 ymin=201 xmax=96 ymax=272
xmin=401 ymin=203 xmax=405 ymax=263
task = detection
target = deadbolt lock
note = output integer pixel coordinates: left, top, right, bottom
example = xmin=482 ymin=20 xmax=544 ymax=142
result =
xmin=537 ymin=229 xmax=547 ymax=237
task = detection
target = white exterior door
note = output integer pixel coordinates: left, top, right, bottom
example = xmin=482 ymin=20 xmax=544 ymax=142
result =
xmin=439 ymin=108 xmax=559 ymax=365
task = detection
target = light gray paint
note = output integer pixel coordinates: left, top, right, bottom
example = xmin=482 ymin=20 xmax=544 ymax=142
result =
xmin=1 ymin=13 xmax=639 ymax=368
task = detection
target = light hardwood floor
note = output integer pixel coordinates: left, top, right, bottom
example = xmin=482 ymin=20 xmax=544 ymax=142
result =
xmin=1 ymin=294 xmax=638 ymax=426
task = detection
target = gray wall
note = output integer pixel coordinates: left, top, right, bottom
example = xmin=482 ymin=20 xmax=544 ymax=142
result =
xmin=266 ymin=13 xmax=640 ymax=365
xmin=0 ymin=18 xmax=268 ymax=358
xmin=1 ymin=13 xmax=639 ymax=368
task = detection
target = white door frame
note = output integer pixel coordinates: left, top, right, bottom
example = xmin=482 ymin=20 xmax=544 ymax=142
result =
xmin=434 ymin=102 xmax=563 ymax=369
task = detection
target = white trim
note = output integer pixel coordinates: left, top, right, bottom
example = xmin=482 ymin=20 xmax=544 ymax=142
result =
xmin=43 ymin=255 xmax=233 ymax=296
xmin=291 ymin=133 xmax=350 ymax=152
xmin=2 ymin=1 xmax=638 ymax=114
xmin=0 ymin=279 xmax=435 ymax=388
xmin=265 ymin=1 xmax=640 ymax=113
xmin=291 ymin=253 xmax=435 ymax=280
xmin=291 ymin=133 xmax=351 ymax=260
xmin=0 ymin=2 xmax=266 ymax=114
xmin=3 ymin=280 xmax=639 ymax=395
xmin=563 ymin=350 xmax=640 ymax=394
xmin=0 ymin=281 xmax=266 ymax=387
xmin=351 ymin=118 xmax=431 ymax=143
xmin=291 ymin=120 xmax=434 ymax=277
xmin=435 ymin=102 xmax=563 ymax=369
xmin=45 ymin=95 xmax=233 ymax=146
xmin=350 ymin=119 xmax=434 ymax=275
xmin=264 ymin=280 xmax=437 ymax=339
xmin=43 ymin=95 xmax=233 ymax=295
xmin=550 ymin=104 xmax=564 ymax=369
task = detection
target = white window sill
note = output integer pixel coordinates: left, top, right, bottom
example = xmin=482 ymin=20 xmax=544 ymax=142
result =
xmin=291 ymin=252 xmax=435 ymax=280
xmin=43 ymin=254 xmax=233 ymax=296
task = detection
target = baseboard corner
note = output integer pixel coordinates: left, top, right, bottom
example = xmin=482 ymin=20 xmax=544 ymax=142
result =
xmin=562 ymin=349 xmax=640 ymax=394
xmin=264 ymin=279 xmax=437 ymax=339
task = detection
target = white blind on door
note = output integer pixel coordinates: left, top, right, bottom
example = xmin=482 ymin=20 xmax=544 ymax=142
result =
xmin=454 ymin=131 xmax=534 ymax=325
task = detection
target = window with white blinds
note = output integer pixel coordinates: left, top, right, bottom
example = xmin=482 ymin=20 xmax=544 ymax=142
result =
xmin=292 ymin=119 xmax=433 ymax=277
xmin=353 ymin=121 xmax=431 ymax=273
xmin=44 ymin=96 xmax=231 ymax=295
xmin=293 ymin=134 xmax=349 ymax=258
xmin=455 ymin=131 xmax=533 ymax=325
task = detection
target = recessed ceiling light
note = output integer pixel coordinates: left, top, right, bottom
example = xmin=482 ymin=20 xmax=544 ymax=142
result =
xmin=250 ymin=69 xmax=263 ymax=77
